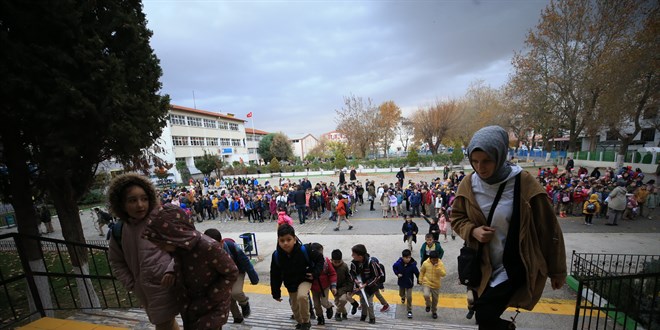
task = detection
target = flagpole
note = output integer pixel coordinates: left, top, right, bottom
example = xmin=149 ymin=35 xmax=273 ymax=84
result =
xmin=251 ymin=114 xmax=256 ymax=164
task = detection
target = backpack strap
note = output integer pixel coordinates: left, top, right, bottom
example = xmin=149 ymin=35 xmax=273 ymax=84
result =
xmin=111 ymin=219 xmax=123 ymax=249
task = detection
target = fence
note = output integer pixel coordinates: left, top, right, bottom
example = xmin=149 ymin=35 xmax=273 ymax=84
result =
xmin=570 ymin=251 xmax=660 ymax=329
xmin=0 ymin=233 xmax=138 ymax=329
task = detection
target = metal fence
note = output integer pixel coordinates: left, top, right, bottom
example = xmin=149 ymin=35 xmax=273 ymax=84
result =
xmin=570 ymin=251 xmax=660 ymax=329
xmin=0 ymin=233 xmax=138 ymax=329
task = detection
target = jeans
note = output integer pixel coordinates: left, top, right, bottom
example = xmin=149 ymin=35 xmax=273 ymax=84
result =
xmin=297 ymin=205 xmax=306 ymax=223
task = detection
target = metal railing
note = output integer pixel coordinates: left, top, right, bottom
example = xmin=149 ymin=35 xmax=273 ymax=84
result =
xmin=571 ymin=251 xmax=660 ymax=329
xmin=0 ymin=233 xmax=138 ymax=329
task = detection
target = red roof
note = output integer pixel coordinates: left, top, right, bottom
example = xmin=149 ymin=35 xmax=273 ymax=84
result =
xmin=246 ymin=128 xmax=269 ymax=135
xmin=170 ymin=104 xmax=246 ymax=122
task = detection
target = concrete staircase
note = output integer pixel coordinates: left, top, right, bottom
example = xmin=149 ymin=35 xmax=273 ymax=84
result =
xmin=67 ymin=304 xmax=477 ymax=330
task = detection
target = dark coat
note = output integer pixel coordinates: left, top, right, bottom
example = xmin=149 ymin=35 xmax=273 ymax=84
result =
xmin=349 ymin=254 xmax=382 ymax=295
xmin=294 ymin=189 xmax=307 ymax=206
xmin=270 ymin=241 xmax=324 ymax=300
xmin=223 ymin=241 xmax=259 ymax=284
xmin=392 ymin=257 xmax=419 ymax=289
xmin=401 ymin=221 xmax=419 ymax=243
xmin=333 ymin=260 xmax=354 ymax=297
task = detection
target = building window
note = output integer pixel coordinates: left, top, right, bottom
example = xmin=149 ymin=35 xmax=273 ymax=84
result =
xmin=190 ymin=137 xmax=205 ymax=146
xmin=218 ymin=121 xmax=228 ymax=130
xmin=248 ymin=148 xmax=257 ymax=154
xmin=203 ymin=119 xmax=217 ymax=128
xmin=229 ymin=123 xmax=239 ymax=131
xmin=220 ymin=138 xmax=231 ymax=146
xmin=246 ymin=136 xmax=254 ymax=142
xmin=175 ymin=157 xmax=186 ymax=163
xmin=172 ymin=136 xmax=188 ymax=146
xmin=231 ymin=139 xmax=241 ymax=147
xmin=641 ymin=128 xmax=655 ymax=142
xmin=170 ymin=114 xmax=186 ymax=126
xmin=206 ymin=137 xmax=218 ymax=146
xmin=187 ymin=116 xmax=202 ymax=127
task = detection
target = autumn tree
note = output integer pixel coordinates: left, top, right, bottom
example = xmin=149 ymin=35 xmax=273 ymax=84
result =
xmin=335 ymin=95 xmax=379 ymax=158
xmin=0 ymin=0 xmax=169 ymax=311
xmin=453 ymin=81 xmax=507 ymax=146
xmin=271 ymin=132 xmax=294 ymax=161
xmin=410 ymin=100 xmax=462 ymax=155
xmin=376 ymin=101 xmax=402 ymax=158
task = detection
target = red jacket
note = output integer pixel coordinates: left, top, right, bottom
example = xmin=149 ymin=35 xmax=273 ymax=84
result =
xmin=311 ymin=257 xmax=337 ymax=292
xmin=336 ymin=199 xmax=347 ymax=216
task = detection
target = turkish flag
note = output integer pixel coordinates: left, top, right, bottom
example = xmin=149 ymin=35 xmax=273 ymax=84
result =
xmin=247 ymin=112 xmax=253 ymax=118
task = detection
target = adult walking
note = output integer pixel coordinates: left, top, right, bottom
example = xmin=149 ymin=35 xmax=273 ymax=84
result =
xmin=339 ymin=169 xmax=346 ymax=185
xmin=605 ymin=180 xmax=627 ymax=226
xmin=396 ymin=167 xmax=405 ymax=188
xmin=451 ymin=126 xmax=566 ymax=330
xmin=294 ymin=185 xmax=308 ymax=224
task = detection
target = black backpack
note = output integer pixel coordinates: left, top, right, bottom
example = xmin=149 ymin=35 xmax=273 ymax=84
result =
xmin=369 ymin=257 xmax=386 ymax=288
xmin=309 ymin=195 xmax=319 ymax=208
xmin=586 ymin=202 xmax=596 ymax=213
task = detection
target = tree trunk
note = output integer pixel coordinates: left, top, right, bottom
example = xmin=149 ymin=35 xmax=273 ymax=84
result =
xmin=616 ymin=139 xmax=631 ymax=170
xmin=28 ymin=260 xmax=55 ymax=318
xmin=2 ymin=129 xmax=54 ymax=315
xmin=73 ymin=262 xmax=101 ymax=310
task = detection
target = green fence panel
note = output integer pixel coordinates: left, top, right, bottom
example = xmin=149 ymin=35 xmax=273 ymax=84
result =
xmin=641 ymin=153 xmax=653 ymax=164
xmin=577 ymin=151 xmax=589 ymax=160
xmin=602 ymin=151 xmax=616 ymax=162
xmin=589 ymin=152 xmax=599 ymax=161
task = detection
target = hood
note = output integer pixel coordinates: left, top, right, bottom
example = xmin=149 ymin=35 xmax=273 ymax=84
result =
xmin=142 ymin=203 xmax=200 ymax=251
xmin=589 ymin=194 xmax=599 ymax=202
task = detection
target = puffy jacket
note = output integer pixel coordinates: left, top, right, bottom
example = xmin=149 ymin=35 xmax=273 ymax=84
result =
xmin=392 ymin=257 xmax=419 ymax=289
xmin=420 ymin=258 xmax=446 ymax=289
xmin=223 ymin=241 xmax=259 ymax=284
xmin=608 ymin=186 xmax=627 ymax=211
xmin=349 ymin=254 xmax=381 ymax=295
xmin=410 ymin=192 xmax=422 ymax=206
xmin=311 ymin=257 xmax=337 ymax=292
xmin=419 ymin=241 xmax=444 ymax=264
xmin=108 ymin=208 xmax=180 ymax=325
xmin=401 ymin=221 xmax=419 ymax=243
xmin=270 ymin=241 xmax=324 ymax=300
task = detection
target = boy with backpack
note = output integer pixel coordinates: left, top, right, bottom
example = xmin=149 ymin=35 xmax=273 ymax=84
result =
xmin=334 ymin=193 xmax=353 ymax=231
xmin=419 ymin=233 xmax=444 ymax=265
xmin=419 ymin=250 xmax=446 ymax=319
xmin=270 ymin=224 xmax=324 ymax=330
xmin=349 ymin=244 xmax=383 ymax=324
xmin=392 ymin=249 xmax=420 ymax=319
xmin=309 ymin=243 xmax=337 ymax=326
xmin=330 ymin=249 xmax=360 ymax=321
xmin=582 ymin=194 xmax=601 ymax=225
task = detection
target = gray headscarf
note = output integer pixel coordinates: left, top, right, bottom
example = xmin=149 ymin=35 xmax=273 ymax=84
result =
xmin=467 ymin=125 xmax=512 ymax=185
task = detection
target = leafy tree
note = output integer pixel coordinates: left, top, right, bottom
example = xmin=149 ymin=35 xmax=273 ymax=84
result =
xmin=0 ymin=0 xmax=169 ymax=309
xmin=257 ymin=133 xmax=275 ymax=162
xmin=411 ymin=100 xmax=462 ymax=154
xmin=407 ymin=148 xmax=419 ymax=166
xmin=176 ymin=161 xmax=192 ymax=183
xmin=268 ymin=157 xmax=281 ymax=173
xmin=335 ymin=95 xmax=379 ymax=158
xmin=271 ymin=132 xmax=294 ymax=161
xmin=377 ymin=101 xmax=402 ymax=157
xmin=450 ymin=143 xmax=464 ymax=165
xmin=194 ymin=152 xmax=220 ymax=176
xmin=334 ymin=151 xmax=347 ymax=169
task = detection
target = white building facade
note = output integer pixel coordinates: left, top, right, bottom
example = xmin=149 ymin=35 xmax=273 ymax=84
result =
xmin=290 ymin=134 xmax=319 ymax=160
xmin=245 ymin=128 xmax=269 ymax=165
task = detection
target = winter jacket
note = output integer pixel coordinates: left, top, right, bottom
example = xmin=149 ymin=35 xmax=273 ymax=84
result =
xmin=419 ymin=258 xmax=446 ymax=290
xmin=223 ymin=241 xmax=259 ymax=284
xmin=333 ymin=260 xmax=354 ymax=297
xmin=141 ymin=205 xmax=238 ymax=329
xmin=108 ymin=208 xmax=180 ymax=325
xmin=419 ymin=241 xmax=444 ymax=264
xmin=401 ymin=221 xmax=419 ymax=243
xmin=336 ymin=199 xmax=347 ymax=216
xmin=410 ymin=192 xmax=422 ymax=206
xmin=582 ymin=195 xmax=601 ymax=215
xmin=608 ymin=186 xmax=627 ymax=211
xmin=451 ymin=171 xmax=567 ymax=311
xmin=270 ymin=241 xmax=324 ymax=300
xmin=294 ymin=189 xmax=307 ymax=206
xmin=349 ymin=254 xmax=382 ymax=296
xmin=392 ymin=257 xmax=419 ymax=289
xmin=311 ymin=257 xmax=337 ymax=292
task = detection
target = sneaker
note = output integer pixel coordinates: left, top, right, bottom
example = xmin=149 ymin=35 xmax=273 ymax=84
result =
xmin=369 ymin=318 xmax=376 ymax=324
xmin=233 ymin=317 xmax=244 ymax=324
xmin=351 ymin=301 xmax=359 ymax=315
xmin=301 ymin=323 xmax=311 ymax=330
xmin=380 ymin=304 xmax=390 ymax=313
xmin=360 ymin=315 xmax=367 ymax=322
xmin=407 ymin=311 xmax=413 ymax=319
xmin=326 ymin=306 xmax=333 ymax=319
xmin=342 ymin=313 xmax=347 ymax=320
xmin=295 ymin=324 xmax=301 ymax=329
xmin=348 ymin=225 xmax=353 ymax=230
xmin=425 ymin=306 xmax=431 ymax=312
xmin=291 ymin=314 xmax=296 ymax=320
xmin=452 ymin=235 xmax=456 ymax=240
xmin=310 ymin=310 xmax=315 ymax=319
xmin=317 ymin=316 xmax=325 ymax=325
xmin=334 ymin=227 xmax=339 ymax=231
xmin=335 ymin=313 xmax=342 ymax=322
xmin=432 ymin=313 xmax=438 ymax=319
xmin=401 ymin=297 xmax=405 ymax=304
xmin=241 ymin=302 xmax=251 ymax=318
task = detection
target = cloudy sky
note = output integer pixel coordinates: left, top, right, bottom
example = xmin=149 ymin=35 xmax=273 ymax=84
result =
xmin=142 ymin=0 xmax=549 ymax=138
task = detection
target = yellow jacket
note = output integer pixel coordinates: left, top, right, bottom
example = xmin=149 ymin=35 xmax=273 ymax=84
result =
xmin=419 ymin=258 xmax=446 ymax=289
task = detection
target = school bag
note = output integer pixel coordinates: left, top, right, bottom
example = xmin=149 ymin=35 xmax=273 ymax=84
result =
xmin=586 ymin=201 xmax=596 ymax=213
xmin=368 ymin=256 xmax=386 ymax=289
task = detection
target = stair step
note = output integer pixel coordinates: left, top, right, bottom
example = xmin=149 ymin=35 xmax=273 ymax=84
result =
xmin=69 ymin=305 xmax=476 ymax=329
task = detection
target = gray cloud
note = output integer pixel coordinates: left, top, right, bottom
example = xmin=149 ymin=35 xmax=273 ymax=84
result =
xmin=143 ymin=0 xmax=548 ymax=137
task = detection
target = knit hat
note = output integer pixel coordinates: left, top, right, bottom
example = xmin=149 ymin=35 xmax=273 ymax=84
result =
xmin=467 ymin=125 xmax=512 ymax=185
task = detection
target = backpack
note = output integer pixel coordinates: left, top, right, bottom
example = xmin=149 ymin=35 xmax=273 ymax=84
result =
xmin=309 ymin=195 xmax=319 ymax=208
xmin=368 ymin=257 xmax=386 ymax=288
xmin=561 ymin=192 xmax=570 ymax=203
xmin=273 ymin=243 xmax=312 ymax=268
xmin=586 ymin=202 xmax=596 ymax=213
xmin=111 ymin=219 xmax=124 ymax=249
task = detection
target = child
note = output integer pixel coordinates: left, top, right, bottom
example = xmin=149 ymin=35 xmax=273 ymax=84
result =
xmin=419 ymin=233 xmax=444 ymax=265
xmin=438 ymin=212 xmax=451 ymax=242
xmin=270 ymin=224 xmax=324 ymax=330
xmin=334 ymin=193 xmax=353 ymax=231
xmin=309 ymin=243 xmax=337 ymax=326
xmin=277 ymin=207 xmax=294 ymax=227
xmin=582 ymin=194 xmax=601 ymax=225
xmin=419 ymin=250 xmax=446 ymax=319
xmin=204 ymin=229 xmax=259 ymax=324
xmin=401 ymin=214 xmax=418 ymax=251
xmin=349 ymin=244 xmax=382 ymax=324
xmin=392 ymin=249 xmax=420 ymax=319
xmin=330 ymin=249 xmax=360 ymax=321
xmin=423 ymin=215 xmax=440 ymax=242
xmin=143 ymin=204 xmax=239 ymax=329
xmin=381 ymin=192 xmax=390 ymax=218
xmin=389 ymin=191 xmax=399 ymax=218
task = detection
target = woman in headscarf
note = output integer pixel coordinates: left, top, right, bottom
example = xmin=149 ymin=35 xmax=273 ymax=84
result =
xmin=451 ymin=126 xmax=567 ymax=330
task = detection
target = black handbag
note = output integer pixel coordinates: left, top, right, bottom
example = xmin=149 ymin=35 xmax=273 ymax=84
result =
xmin=457 ymin=181 xmax=507 ymax=286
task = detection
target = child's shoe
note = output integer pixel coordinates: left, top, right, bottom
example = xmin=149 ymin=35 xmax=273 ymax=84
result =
xmin=380 ymin=304 xmax=390 ymax=312
xmin=351 ymin=301 xmax=359 ymax=315
xmin=342 ymin=313 xmax=347 ymax=320
xmin=317 ymin=316 xmax=325 ymax=325
xmin=369 ymin=318 xmax=376 ymax=324
xmin=407 ymin=311 xmax=413 ymax=319
xmin=326 ymin=306 xmax=334 ymax=319
xmin=432 ymin=313 xmax=438 ymax=319
xmin=348 ymin=225 xmax=353 ymax=230
xmin=425 ymin=306 xmax=431 ymax=312
xmin=401 ymin=297 xmax=405 ymax=304
xmin=335 ymin=313 xmax=342 ymax=322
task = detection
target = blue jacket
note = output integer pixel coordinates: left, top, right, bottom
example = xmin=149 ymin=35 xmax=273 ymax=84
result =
xmin=410 ymin=192 xmax=422 ymax=206
xmin=392 ymin=257 xmax=419 ymax=289
xmin=223 ymin=241 xmax=259 ymax=284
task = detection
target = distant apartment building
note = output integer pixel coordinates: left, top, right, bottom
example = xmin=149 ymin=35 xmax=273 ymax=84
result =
xmin=158 ymin=104 xmax=249 ymax=181
xmin=245 ymin=128 xmax=269 ymax=164
xmin=290 ymin=134 xmax=319 ymax=160
xmin=321 ymin=130 xmax=347 ymax=143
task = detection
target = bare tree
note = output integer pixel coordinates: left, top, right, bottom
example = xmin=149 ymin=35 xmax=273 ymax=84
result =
xmin=395 ymin=118 xmax=414 ymax=152
xmin=410 ymin=100 xmax=462 ymax=155
xmin=335 ymin=95 xmax=379 ymax=158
